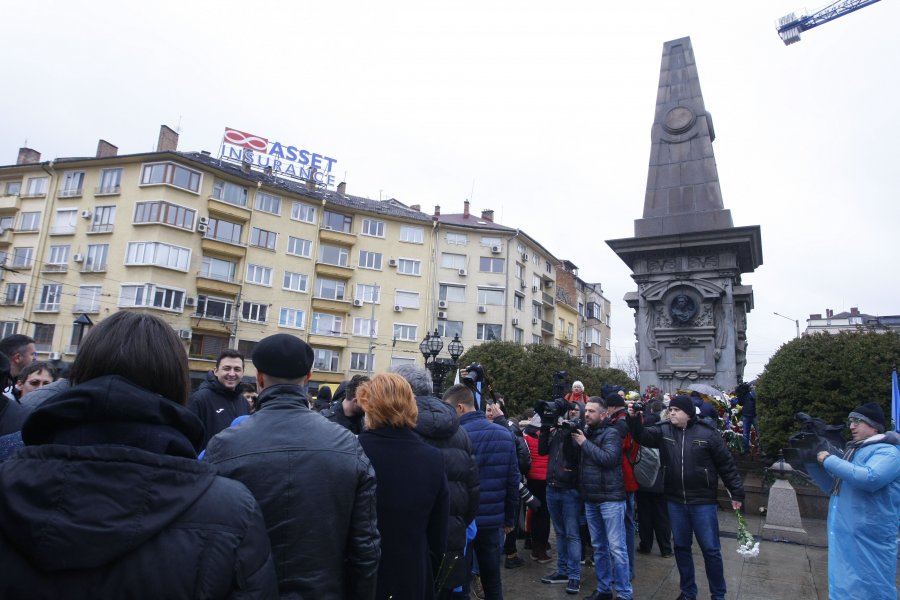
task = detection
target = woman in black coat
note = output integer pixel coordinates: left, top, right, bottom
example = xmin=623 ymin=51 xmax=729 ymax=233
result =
xmin=357 ymin=373 xmax=450 ymax=600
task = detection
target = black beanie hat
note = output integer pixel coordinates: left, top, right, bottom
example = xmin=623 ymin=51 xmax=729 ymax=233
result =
xmin=252 ymin=333 xmax=315 ymax=379
xmin=669 ymin=395 xmax=695 ymax=419
xmin=605 ymin=394 xmax=625 ymax=408
xmin=849 ymin=402 xmax=885 ymax=433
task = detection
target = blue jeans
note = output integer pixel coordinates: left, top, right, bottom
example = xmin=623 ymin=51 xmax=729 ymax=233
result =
xmin=471 ymin=526 xmax=503 ymax=599
xmin=546 ymin=486 xmax=582 ymax=580
xmin=743 ymin=415 xmax=758 ymax=452
xmin=624 ymin=491 xmax=636 ymax=579
xmin=585 ymin=501 xmax=633 ymax=600
xmin=668 ymin=501 xmax=726 ymax=600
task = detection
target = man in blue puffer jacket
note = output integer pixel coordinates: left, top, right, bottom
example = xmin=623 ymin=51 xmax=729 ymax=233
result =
xmin=445 ymin=384 xmax=518 ymax=600
xmin=806 ymin=402 xmax=900 ymax=600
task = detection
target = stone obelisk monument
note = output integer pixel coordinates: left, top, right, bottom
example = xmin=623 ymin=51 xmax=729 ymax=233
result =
xmin=607 ymin=37 xmax=762 ymax=393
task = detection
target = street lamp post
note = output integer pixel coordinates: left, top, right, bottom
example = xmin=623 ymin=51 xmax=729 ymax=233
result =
xmin=419 ymin=330 xmax=464 ymax=395
xmin=773 ymin=311 xmax=800 ymax=339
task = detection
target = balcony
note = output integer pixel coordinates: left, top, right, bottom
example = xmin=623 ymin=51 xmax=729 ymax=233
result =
xmin=80 ymin=263 xmax=107 ymax=274
xmin=315 ymin=261 xmax=354 ymax=280
xmin=57 ymin=188 xmax=83 ymax=199
xmin=208 ymin=197 xmax=251 ymax=222
xmin=49 ymin=225 xmax=77 ymax=236
xmin=72 ymin=304 xmax=100 ymax=314
xmin=196 ymin=273 xmax=241 ymax=296
xmin=35 ymin=303 xmax=61 ymax=313
xmin=319 ymin=227 xmax=357 ymax=246
xmin=88 ymin=223 xmax=114 ymax=234
xmin=542 ymin=292 xmax=555 ymax=306
xmin=0 ymin=298 xmax=24 ymax=306
xmin=201 ymin=236 xmax=246 ymax=260
xmin=308 ymin=333 xmax=348 ymax=348
xmin=0 ymin=195 xmax=21 ymax=214
xmin=0 ymin=229 xmax=12 ymax=245
xmin=190 ymin=317 xmax=235 ymax=334
xmin=312 ymin=296 xmax=351 ymax=313
xmin=541 ymin=319 xmax=554 ymax=334
xmin=41 ymin=263 xmax=68 ymax=273
xmin=95 ymin=185 xmax=121 ymax=196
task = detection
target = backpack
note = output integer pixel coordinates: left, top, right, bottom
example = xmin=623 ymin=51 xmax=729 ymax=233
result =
xmin=632 ymin=445 xmax=661 ymax=489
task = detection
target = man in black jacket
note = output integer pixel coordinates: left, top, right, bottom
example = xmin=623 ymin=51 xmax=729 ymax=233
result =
xmin=628 ymin=395 xmax=744 ymax=600
xmin=205 ymin=334 xmax=380 ymax=599
xmin=187 ymin=349 xmax=248 ymax=450
xmin=322 ymin=374 xmax=368 ymax=435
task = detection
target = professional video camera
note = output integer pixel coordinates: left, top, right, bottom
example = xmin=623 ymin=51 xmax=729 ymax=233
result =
xmin=551 ymin=370 xmax=568 ymax=400
xmin=534 ymin=398 xmax=569 ymax=426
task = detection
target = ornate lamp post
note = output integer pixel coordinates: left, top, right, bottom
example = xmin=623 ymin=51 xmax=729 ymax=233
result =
xmin=420 ymin=330 xmax=464 ymax=395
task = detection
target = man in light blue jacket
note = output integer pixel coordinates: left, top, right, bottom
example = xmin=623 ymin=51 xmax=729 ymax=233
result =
xmin=807 ymin=402 xmax=900 ymax=600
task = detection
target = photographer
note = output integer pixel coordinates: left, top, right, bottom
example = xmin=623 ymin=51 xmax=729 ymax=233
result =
xmin=536 ymin=398 xmax=583 ymax=595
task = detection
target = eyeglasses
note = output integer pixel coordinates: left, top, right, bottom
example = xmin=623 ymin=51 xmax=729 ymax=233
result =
xmin=847 ymin=417 xmax=865 ymax=426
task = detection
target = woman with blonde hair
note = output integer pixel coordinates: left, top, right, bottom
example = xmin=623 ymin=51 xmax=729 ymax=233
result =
xmin=357 ymin=372 xmax=449 ymax=599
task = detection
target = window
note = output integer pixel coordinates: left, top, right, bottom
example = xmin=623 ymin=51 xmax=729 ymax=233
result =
xmin=515 ymin=263 xmax=524 ymax=280
xmin=283 ymin=271 xmax=309 ymax=293
xmin=189 ymin=334 xmax=229 ymax=359
xmin=200 ymin=256 xmax=236 ymax=282
xmin=390 ymin=356 xmax=416 ymax=368
xmin=558 ymin=317 xmax=565 ymax=334
xmin=546 ymin=260 xmax=553 ymax=274
xmin=126 ymin=241 xmax=191 ymax=271
xmin=533 ymin=274 xmax=542 ymax=290
xmin=97 ymin=168 xmax=122 ymax=194
xmin=141 ymin=162 xmax=202 ymax=193
xmin=119 ymin=284 xmax=185 ymax=311
xmin=286 ymin=236 xmax=312 ymax=258
xmin=90 ymin=205 xmax=117 ymax=233
xmin=477 ymin=324 xmax=502 ymax=341
xmin=514 ymin=294 xmax=524 ymax=310
xmin=250 ymin=227 xmax=277 ymax=250
xmin=19 ymin=212 xmax=41 ymax=231
xmin=254 ymin=191 xmax=282 ymax=215
xmin=533 ymin=334 xmax=542 ymax=344
xmin=585 ymin=328 xmax=601 ymax=345
xmin=514 ymin=328 xmax=524 ymax=344
xmin=196 ymin=295 xmax=234 ymax=320
xmin=311 ymin=313 xmax=343 ymax=336
xmin=356 ymin=283 xmax=380 ymax=304
xmin=479 ymin=257 xmax=504 ymax=273
xmin=437 ymin=320 xmax=463 ymax=339
xmin=0 ymin=216 xmax=13 ymax=231
xmin=4 ymin=181 xmax=21 ymax=196
xmin=241 ymin=302 xmax=268 ymax=323
xmin=323 ymin=210 xmax=352 ymax=233
xmin=361 ymin=218 xmax=385 ymax=238
xmin=12 ymin=247 xmax=32 ymax=268
xmin=52 ymin=209 xmax=77 ymax=234
xmin=0 ymin=322 xmax=17 ymax=338
xmin=246 ymin=264 xmax=273 ymax=286
xmin=567 ymin=323 xmax=574 ymax=340
xmin=33 ymin=324 xmax=55 ymax=351
xmin=207 ymin=218 xmax=242 ymax=244
xmin=278 ymin=307 xmax=305 ymax=329
xmin=291 ymin=201 xmax=316 ymax=223
xmin=5 ymin=284 xmax=25 ymax=305
xmin=352 ymin=317 xmax=378 ymax=337
xmin=134 ymin=201 xmax=195 ymax=230
xmin=350 ymin=352 xmax=373 ymax=372
xmin=441 ymin=253 xmax=466 ymax=270
xmin=393 ymin=323 xmax=417 ymax=341
xmin=318 ymin=244 xmax=349 ymax=267
xmin=480 ymin=236 xmax=501 ymax=247
xmin=587 ymin=302 xmax=602 ymax=320
xmin=237 ymin=340 xmax=258 ymax=358
xmin=315 ymin=277 xmax=345 ymax=300
xmin=532 ymin=302 xmax=543 ymax=319
xmin=84 ymin=244 xmax=108 ymax=272
xmin=74 ymin=285 xmax=102 ymax=312
xmin=314 ymin=348 xmax=341 ymax=372
xmin=397 ymin=258 xmax=421 ymax=276
xmin=400 ymin=225 xmax=424 ymax=244
xmin=394 ymin=290 xmax=420 ymax=309
xmin=211 ymin=179 xmax=248 ymax=205
xmin=439 ymin=284 xmax=466 ymax=303
xmin=477 ymin=288 xmax=504 ymax=305
xmin=446 ymin=232 xmax=467 ymax=245
xmin=358 ymin=250 xmax=383 ymax=270
xmin=59 ymin=171 xmax=85 ymax=197
xmin=24 ymin=177 xmax=48 ymax=197
xmin=47 ymin=245 xmax=69 ymax=264
xmin=37 ymin=284 xmax=63 ymax=311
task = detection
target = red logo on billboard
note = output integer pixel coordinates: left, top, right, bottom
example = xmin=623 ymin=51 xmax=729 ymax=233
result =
xmin=223 ymin=127 xmax=269 ymax=152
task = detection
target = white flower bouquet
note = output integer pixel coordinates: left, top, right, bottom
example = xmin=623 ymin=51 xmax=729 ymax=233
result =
xmin=735 ymin=509 xmax=760 ymax=558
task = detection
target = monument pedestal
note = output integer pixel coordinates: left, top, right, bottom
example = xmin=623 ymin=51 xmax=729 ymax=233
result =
xmin=763 ymin=479 xmax=809 ymax=544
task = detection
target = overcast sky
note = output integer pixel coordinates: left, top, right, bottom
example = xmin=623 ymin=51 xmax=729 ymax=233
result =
xmin=3 ymin=0 xmax=898 ymax=382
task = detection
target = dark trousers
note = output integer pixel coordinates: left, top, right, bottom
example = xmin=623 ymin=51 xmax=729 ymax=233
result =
xmin=503 ymin=502 xmax=520 ymax=554
xmin=527 ymin=478 xmax=550 ymax=545
xmin=470 ymin=526 xmax=503 ymax=599
xmin=636 ymin=490 xmax=672 ymax=554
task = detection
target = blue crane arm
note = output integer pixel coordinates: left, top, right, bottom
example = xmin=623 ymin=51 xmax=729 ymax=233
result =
xmin=776 ymin=0 xmax=882 ymax=44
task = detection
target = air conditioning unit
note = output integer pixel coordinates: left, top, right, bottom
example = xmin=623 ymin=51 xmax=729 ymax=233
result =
xmin=477 ymin=305 xmax=487 ymax=314
xmin=491 ymin=245 xmax=502 ymax=254
xmin=177 ymin=329 xmax=192 ymax=340
xmin=72 ymin=253 xmax=84 ymax=263
xmin=197 ymin=223 xmax=208 ymax=233
xmin=198 ymin=216 xmax=209 ymax=225
xmin=438 ymin=300 xmax=449 ymax=309
xmin=48 ymin=351 xmax=62 ymax=361
xmin=80 ymin=210 xmax=92 ymax=219
xmin=352 ymin=299 xmax=364 ymax=307
xmin=185 ymin=296 xmax=197 ymax=307
xmin=519 ymin=280 xmax=526 ymax=289
xmin=393 ymin=305 xmax=403 ymax=312
xmin=437 ymin=311 xmax=448 ymax=320
xmin=545 ymin=280 xmax=554 ymax=288
xmin=323 ymin=225 xmax=334 ymax=231
xmin=522 ymin=252 xmax=529 ymax=261
xmin=511 ymin=317 xmax=519 ymax=326
xmin=584 ymin=341 xmax=592 ymax=348
xmin=457 ymin=268 xmax=467 ymax=276
xmin=532 ymin=285 xmax=539 ymax=292
xmin=532 ymin=318 xmax=539 ymax=325
xmin=388 ymin=259 xmax=398 ymax=267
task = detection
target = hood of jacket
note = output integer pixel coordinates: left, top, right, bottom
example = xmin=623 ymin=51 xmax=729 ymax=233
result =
xmin=0 ymin=375 xmax=216 ymax=571
xmin=414 ymin=394 xmax=459 ymax=440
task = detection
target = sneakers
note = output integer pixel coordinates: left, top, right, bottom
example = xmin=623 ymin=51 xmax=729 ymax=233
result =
xmin=661 ymin=551 xmax=674 ymax=558
xmin=531 ymin=542 xmax=552 ymax=563
xmin=583 ymin=592 xmax=613 ymax=600
xmin=565 ymin=578 xmax=581 ymax=595
xmin=675 ymin=594 xmax=696 ymax=600
xmin=504 ymin=555 xmax=525 ymax=569
xmin=541 ymin=572 xmax=569 ymax=584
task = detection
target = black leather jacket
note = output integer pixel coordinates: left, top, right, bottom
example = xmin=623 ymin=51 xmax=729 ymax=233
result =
xmin=539 ymin=424 xmax=579 ymax=489
xmin=630 ymin=415 xmax=745 ymax=505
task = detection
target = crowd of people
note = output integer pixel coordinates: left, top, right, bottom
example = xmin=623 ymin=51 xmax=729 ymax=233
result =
xmin=0 ymin=322 xmax=898 ymax=599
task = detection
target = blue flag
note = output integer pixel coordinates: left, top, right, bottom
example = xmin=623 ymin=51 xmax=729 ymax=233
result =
xmin=892 ymin=368 xmax=899 ymax=433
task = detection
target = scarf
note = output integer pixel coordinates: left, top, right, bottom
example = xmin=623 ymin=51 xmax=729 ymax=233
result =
xmin=830 ymin=434 xmax=887 ymax=495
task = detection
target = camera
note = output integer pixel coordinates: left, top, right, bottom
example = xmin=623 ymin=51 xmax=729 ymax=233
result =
xmin=551 ymin=370 xmax=568 ymax=400
xmin=518 ymin=481 xmax=541 ymax=510
xmin=461 ymin=363 xmax=485 ymax=386
xmin=631 ymin=401 xmax=645 ymax=414
xmin=559 ymin=418 xmax=584 ymax=434
xmin=534 ymin=398 xmax=570 ymax=427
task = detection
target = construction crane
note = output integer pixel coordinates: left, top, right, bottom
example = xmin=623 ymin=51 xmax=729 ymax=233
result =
xmin=776 ymin=0 xmax=882 ymax=45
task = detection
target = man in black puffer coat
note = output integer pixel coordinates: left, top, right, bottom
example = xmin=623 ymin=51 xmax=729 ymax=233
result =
xmin=391 ymin=364 xmax=479 ymax=599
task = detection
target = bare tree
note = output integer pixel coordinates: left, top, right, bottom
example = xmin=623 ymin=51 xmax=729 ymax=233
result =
xmin=613 ymin=350 xmax=640 ymax=385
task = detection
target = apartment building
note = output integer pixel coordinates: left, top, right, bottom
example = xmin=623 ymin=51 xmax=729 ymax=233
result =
xmin=577 ymin=279 xmax=612 ymax=367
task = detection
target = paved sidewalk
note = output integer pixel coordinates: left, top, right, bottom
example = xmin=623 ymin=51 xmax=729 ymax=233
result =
xmin=500 ymin=509 xmax=899 ymax=599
